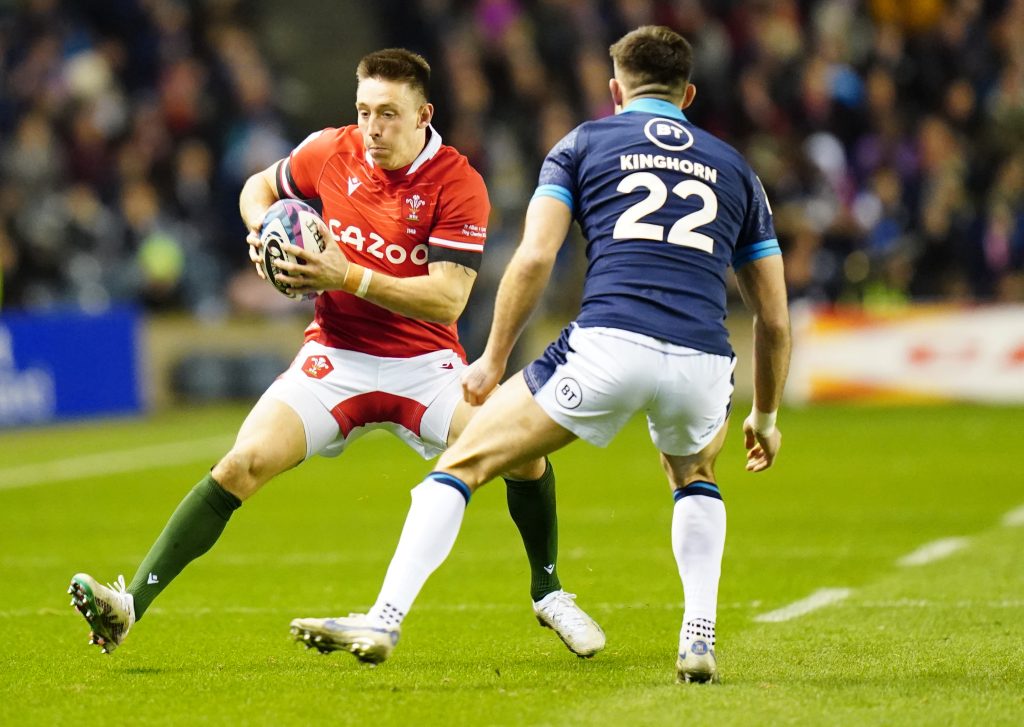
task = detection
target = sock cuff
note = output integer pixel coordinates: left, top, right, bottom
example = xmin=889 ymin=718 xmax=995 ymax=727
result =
xmin=427 ymin=471 xmax=472 ymax=504
xmin=683 ymin=618 xmax=717 ymax=644
xmin=198 ymin=473 xmax=242 ymax=518
xmin=503 ymin=458 xmax=553 ymax=488
xmin=371 ymin=601 xmax=405 ymax=628
xmin=673 ymin=481 xmax=722 ymax=502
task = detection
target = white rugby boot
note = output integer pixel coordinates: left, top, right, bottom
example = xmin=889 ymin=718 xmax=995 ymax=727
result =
xmin=676 ymin=618 xmax=719 ymax=683
xmin=290 ymin=614 xmax=400 ymax=664
xmin=533 ymin=590 xmax=606 ymax=657
xmin=68 ymin=574 xmax=136 ymax=654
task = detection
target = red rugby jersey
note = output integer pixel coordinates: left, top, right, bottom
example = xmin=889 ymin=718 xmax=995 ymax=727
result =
xmin=275 ymin=125 xmax=488 ymax=360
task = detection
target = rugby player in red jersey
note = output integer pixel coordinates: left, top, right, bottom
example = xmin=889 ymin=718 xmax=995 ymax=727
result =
xmin=68 ymin=48 xmax=604 ymax=660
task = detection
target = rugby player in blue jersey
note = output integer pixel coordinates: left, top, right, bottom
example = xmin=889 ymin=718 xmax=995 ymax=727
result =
xmin=301 ymin=25 xmax=791 ymax=684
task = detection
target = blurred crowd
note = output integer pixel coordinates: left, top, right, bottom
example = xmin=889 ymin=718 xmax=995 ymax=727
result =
xmin=2 ymin=0 xmax=1023 ymax=321
xmin=0 ymin=0 xmax=291 ymax=315
xmin=382 ymin=0 xmax=1024 ymax=308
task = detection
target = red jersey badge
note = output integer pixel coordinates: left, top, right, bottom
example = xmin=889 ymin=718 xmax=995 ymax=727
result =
xmin=404 ymin=193 xmax=427 ymax=222
xmin=302 ymin=355 xmax=334 ymax=379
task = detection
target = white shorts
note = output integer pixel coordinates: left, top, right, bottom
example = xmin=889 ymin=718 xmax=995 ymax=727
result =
xmin=260 ymin=341 xmax=465 ymax=460
xmin=523 ymin=324 xmax=736 ymax=456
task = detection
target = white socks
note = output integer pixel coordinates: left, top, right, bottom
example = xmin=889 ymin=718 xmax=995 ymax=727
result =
xmin=672 ymin=493 xmax=726 ymax=634
xmin=368 ymin=479 xmax=468 ymax=627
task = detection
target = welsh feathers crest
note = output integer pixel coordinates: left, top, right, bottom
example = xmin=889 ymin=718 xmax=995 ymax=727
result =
xmin=404 ymin=194 xmax=426 ymax=222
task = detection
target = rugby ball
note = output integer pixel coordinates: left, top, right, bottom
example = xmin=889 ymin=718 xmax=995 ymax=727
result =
xmin=259 ymin=199 xmax=329 ymax=299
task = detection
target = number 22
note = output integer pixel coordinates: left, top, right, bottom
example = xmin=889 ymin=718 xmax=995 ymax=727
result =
xmin=612 ymin=172 xmax=717 ymax=253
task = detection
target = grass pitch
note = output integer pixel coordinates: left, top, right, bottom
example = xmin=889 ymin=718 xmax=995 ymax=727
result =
xmin=1 ymin=403 xmax=1022 ymax=726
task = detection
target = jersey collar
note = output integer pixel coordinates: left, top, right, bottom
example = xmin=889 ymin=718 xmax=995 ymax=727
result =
xmin=363 ymin=124 xmax=443 ymax=176
xmin=620 ymin=98 xmax=688 ymax=122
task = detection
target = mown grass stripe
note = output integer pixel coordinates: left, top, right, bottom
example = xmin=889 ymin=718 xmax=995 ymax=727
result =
xmin=0 ymin=436 xmax=233 ymax=490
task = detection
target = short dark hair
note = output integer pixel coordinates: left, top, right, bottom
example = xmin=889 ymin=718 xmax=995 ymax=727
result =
xmin=609 ymin=26 xmax=693 ymax=97
xmin=356 ymin=48 xmax=431 ymax=102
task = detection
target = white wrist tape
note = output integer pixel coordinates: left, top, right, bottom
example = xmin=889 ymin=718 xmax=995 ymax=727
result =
xmin=355 ymin=267 xmax=373 ymax=298
xmin=751 ymin=407 xmax=777 ymax=434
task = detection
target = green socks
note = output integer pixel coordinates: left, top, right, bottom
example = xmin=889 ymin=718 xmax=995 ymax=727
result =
xmin=505 ymin=460 xmax=562 ymax=602
xmin=126 ymin=465 xmax=555 ymax=617
xmin=127 ymin=473 xmax=241 ymax=620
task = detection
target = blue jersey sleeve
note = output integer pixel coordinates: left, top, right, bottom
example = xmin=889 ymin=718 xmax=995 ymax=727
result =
xmin=532 ymin=125 xmax=582 ymax=213
xmin=732 ymin=168 xmax=781 ymax=269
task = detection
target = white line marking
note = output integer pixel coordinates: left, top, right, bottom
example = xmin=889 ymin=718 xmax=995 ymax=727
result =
xmin=0 ymin=436 xmax=234 ymax=491
xmin=753 ymin=588 xmax=852 ymax=623
xmin=1002 ymin=504 xmax=1024 ymax=527
xmin=896 ymin=537 xmax=970 ymax=567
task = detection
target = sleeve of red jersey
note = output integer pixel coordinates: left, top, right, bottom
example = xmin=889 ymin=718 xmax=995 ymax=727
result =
xmin=426 ymin=168 xmax=490 ymax=271
xmin=275 ymin=129 xmax=333 ymax=201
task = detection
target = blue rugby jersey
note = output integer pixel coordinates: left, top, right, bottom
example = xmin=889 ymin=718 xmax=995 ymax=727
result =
xmin=534 ymin=98 xmax=780 ymax=357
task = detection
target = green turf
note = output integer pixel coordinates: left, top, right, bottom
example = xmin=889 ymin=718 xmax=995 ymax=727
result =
xmin=1 ymin=403 xmax=1022 ymax=726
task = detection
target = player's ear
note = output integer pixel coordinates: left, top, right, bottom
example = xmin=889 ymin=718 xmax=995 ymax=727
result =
xmin=609 ymin=78 xmax=624 ymax=113
xmin=418 ymin=102 xmax=434 ymax=129
xmin=681 ymin=83 xmax=697 ymax=110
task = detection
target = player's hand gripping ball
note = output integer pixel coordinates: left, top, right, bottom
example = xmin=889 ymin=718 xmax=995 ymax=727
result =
xmin=260 ymin=199 xmax=329 ymax=299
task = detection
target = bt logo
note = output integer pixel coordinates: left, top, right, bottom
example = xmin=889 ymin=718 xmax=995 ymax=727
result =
xmin=555 ymin=377 xmax=582 ymax=409
xmin=643 ymin=118 xmax=694 ymax=152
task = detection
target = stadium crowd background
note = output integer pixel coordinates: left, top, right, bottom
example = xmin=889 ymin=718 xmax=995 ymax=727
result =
xmin=2 ymin=0 xmax=1022 ymax=339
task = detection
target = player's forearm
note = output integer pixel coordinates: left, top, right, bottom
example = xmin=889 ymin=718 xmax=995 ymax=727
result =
xmin=481 ymin=196 xmax=567 ymax=364
xmin=355 ymin=271 xmax=467 ymax=324
xmin=735 ymin=256 xmax=790 ymax=415
xmin=751 ymin=313 xmax=791 ymax=414
xmin=239 ymin=170 xmax=279 ymax=231
xmin=483 ymin=250 xmax=554 ymax=364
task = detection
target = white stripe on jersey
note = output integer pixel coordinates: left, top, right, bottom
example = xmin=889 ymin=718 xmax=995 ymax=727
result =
xmin=278 ymin=160 xmax=298 ymax=199
xmin=428 ymin=236 xmax=484 ymax=252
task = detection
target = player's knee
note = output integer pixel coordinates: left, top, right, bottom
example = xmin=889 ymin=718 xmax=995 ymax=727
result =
xmin=502 ymin=457 xmax=546 ymax=481
xmin=661 ymin=458 xmax=716 ymax=491
xmin=436 ymin=448 xmax=491 ymax=491
xmin=671 ymin=465 xmax=717 ymax=490
xmin=212 ymin=447 xmax=270 ymax=500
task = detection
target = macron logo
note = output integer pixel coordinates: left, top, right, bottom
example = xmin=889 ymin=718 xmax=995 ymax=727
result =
xmin=347 ymin=177 xmax=362 ymax=195
xmin=147 ymin=573 xmax=159 ymax=585
xmin=543 ymin=564 xmax=555 ymax=574
xmin=440 ymin=362 xmax=454 ymax=370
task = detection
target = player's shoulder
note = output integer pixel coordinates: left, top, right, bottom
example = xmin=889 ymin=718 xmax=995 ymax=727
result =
xmin=429 ymin=141 xmax=486 ymax=190
xmin=690 ymin=125 xmax=745 ymax=160
xmin=540 ymin=121 xmax=590 ymax=161
xmin=293 ymin=126 xmax=361 ymax=155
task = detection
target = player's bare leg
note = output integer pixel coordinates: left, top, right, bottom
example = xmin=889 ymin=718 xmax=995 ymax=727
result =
xmin=451 ymin=385 xmax=605 ymax=656
xmin=70 ymin=396 xmax=308 ymax=652
xmin=441 ymin=388 xmax=604 ymax=656
xmin=320 ymin=374 xmax=588 ymax=664
xmin=661 ymin=420 xmax=730 ymax=684
xmin=440 ymin=374 xmax=576 ymax=485
xmin=212 ymin=396 xmax=308 ymax=501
